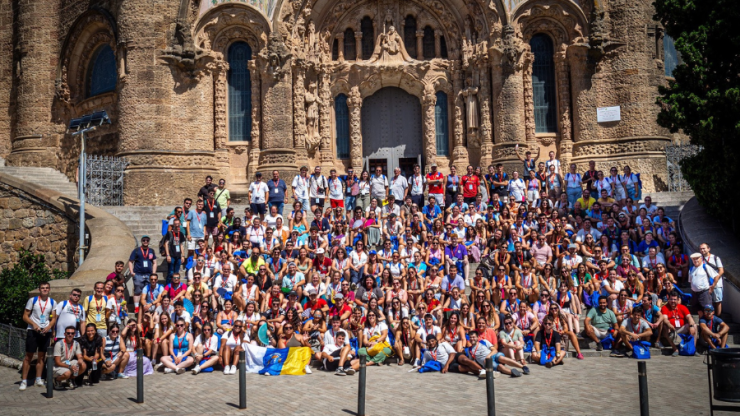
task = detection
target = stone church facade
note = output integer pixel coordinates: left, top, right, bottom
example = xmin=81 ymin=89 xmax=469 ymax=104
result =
xmin=0 ymin=0 xmax=675 ymax=205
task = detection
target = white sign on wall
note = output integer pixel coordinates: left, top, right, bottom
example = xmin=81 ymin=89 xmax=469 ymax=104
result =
xmin=597 ymin=106 xmax=621 ymax=123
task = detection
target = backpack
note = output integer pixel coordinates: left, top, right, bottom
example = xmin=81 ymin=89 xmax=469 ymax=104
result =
xmin=159 ymin=233 xmax=168 ymax=256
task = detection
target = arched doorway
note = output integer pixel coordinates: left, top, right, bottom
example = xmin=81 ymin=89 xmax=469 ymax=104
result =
xmin=361 ymin=87 xmax=423 ymax=177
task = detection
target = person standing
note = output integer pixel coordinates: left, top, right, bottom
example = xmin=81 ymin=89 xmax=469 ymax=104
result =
xmin=54 ymin=288 xmax=85 ymax=341
xmin=445 ymin=166 xmax=460 ymax=207
xmin=292 ymin=166 xmax=310 ymax=212
xmin=309 ymin=166 xmax=329 ymax=213
xmin=408 ymin=164 xmax=426 ymax=207
xmin=700 ymin=243 xmax=725 ymax=316
xmin=426 ymin=163 xmax=445 ymax=206
xmin=564 ymin=164 xmax=582 ymax=208
xmin=20 ymin=282 xmax=56 ymax=391
xmin=203 ymin=189 xmax=222 ymax=245
xmin=340 ymin=168 xmax=359 ymax=212
xmin=582 ymin=160 xmax=598 ymax=199
xmin=214 ymin=178 xmax=231 ymax=216
xmin=461 ymin=165 xmax=479 ymax=205
xmin=507 ymin=171 xmax=526 ymax=204
xmin=248 ymin=172 xmax=269 ymax=221
xmin=389 ymin=167 xmax=408 ymax=207
xmin=515 ymin=144 xmax=539 ymax=177
xmin=328 ymin=169 xmax=345 ymax=209
xmin=164 ymin=218 xmax=186 ymax=285
xmin=487 ymin=164 xmax=509 ymax=203
xmin=688 ymin=252 xmax=717 ymax=311
xmin=128 ymin=236 xmax=156 ymax=314
xmin=197 ymin=175 xmax=217 ymax=201
xmin=186 ymin=199 xmax=207 ymax=258
xmin=267 ymin=170 xmax=288 ymax=216
xmin=370 ymin=166 xmax=389 ymax=203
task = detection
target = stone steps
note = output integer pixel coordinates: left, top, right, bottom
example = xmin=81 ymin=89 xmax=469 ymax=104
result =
xmin=0 ymin=166 xmax=78 ymax=198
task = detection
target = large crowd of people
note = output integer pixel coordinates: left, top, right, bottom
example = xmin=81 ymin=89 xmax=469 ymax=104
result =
xmin=18 ymin=156 xmax=729 ymax=391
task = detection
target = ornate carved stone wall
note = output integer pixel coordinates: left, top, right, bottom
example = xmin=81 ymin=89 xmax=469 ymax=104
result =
xmin=0 ymin=0 xmax=679 ymax=204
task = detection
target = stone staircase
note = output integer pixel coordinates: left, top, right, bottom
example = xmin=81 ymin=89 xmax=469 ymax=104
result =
xmin=0 ymin=165 xmax=78 ymax=198
xmin=644 ymin=191 xmax=694 ymax=221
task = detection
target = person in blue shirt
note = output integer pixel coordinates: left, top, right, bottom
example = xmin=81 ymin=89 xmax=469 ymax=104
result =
xmin=699 ymin=305 xmax=729 ymax=350
xmin=441 ymin=264 xmax=466 ymax=299
xmin=128 ymin=236 xmax=157 ymax=314
xmin=141 ymin=274 xmax=165 ymax=315
xmin=636 ymin=231 xmax=660 ymax=255
xmin=340 ymin=168 xmax=359 ymax=212
xmin=422 ymin=196 xmax=442 ymax=231
xmin=266 ymin=170 xmax=288 ymax=216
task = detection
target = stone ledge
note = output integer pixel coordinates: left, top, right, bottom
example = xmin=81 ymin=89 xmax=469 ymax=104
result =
xmin=0 ymin=173 xmax=136 ymax=296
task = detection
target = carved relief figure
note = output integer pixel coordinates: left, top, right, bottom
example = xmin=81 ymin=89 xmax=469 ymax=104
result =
xmin=369 ymin=26 xmax=413 ymax=64
xmin=305 ymin=81 xmax=321 ymax=152
xmin=461 ymin=76 xmax=479 ymax=130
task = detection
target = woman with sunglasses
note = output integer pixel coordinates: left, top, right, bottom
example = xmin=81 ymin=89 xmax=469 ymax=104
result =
xmin=611 ymin=289 xmax=634 ymax=325
xmin=515 ymin=261 xmax=538 ymax=304
xmin=386 ymin=297 xmax=407 ymax=334
xmin=121 ymin=318 xmax=154 ymax=376
xmin=102 ymin=323 xmax=128 ymax=379
xmin=625 ymin=272 xmax=644 ymax=302
xmin=216 ymin=299 xmax=238 ymax=335
xmin=425 ymin=238 xmax=445 ymax=268
xmin=331 ymin=247 xmax=351 ymax=282
xmin=392 ymin=317 xmax=416 ymax=366
xmin=423 ymin=265 xmax=443 ymax=297
xmin=304 ymin=309 xmax=326 ymax=364
xmin=358 ymin=310 xmax=391 ymax=366
xmin=191 ymin=300 xmax=211 ymax=338
xmin=442 ymin=312 xmax=466 ymax=352
xmin=476 ymin=301 xmax=500 ymax=332
xmin=220 ymin=320 xmax=248 ymax=374
xmin=555 ymin=281 xmax=581 ymax=335
xmin=160 ymin=318 xmax=194 ymax=374
xmin=276 ymin=318 xmax=313 ymax=374
xmin=192 ymin=322 xmax=219 ymax=374
xmin=366 ymin=297 xmax=386 ymax=323
xmin=547 ymin=303 xmax=584 ymax=360
xmin=459 ymin=303 xmax=476 ymax=333
xmin=105 ymin=284 xmax=127 ymax=326
xmin=238 ymin=301 xmax=262 ymax=341
xmin=498 ymin=314 xmax=526 ymax=365
xmin=385 ymin=278 xmax=409 ymax=310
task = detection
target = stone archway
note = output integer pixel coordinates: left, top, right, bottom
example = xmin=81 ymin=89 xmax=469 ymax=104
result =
xmin=361 ymin=87 xmax=423 ymax=177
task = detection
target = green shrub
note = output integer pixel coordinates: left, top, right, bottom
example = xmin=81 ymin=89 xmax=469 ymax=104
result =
xmin=0 ymin=250 xmax=68 ymax=327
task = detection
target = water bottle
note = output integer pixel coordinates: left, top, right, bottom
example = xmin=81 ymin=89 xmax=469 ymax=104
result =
xmin=73 ymin=366 xmax=78 ymax=377
xmin=92 ymin=361 xmax=97 ymax=371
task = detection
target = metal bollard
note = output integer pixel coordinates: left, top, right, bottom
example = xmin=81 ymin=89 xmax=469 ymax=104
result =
xmin=239 ymin=350 xmax=247 ymax=409
xmin=638 ymin=361 xmax=649 ymax=416
xmin=46 ymin=346 xmax=54 ymax=398
xmin=485 ymin=357 xmax=496 ymax=416
xmin=358 ymin=355 xmax=366 ymax=416
xmin=136 ymin=349 xmax=144 ymax=404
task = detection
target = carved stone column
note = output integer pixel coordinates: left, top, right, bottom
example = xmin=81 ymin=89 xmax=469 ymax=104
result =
xmin=337 ymin=33 xmax=345 ymax=61
xmin=354 ymin=31 xmax=363 ymax=61
xmin=522 ymin=52 xmax=536 ymax=148
xmin=568 ymin=44 xmax=593 ymax=143
xmin=416 ymin=30 xmax=424 ymax=60
xmin=422 ymin=88 xmax=438 ymax=171
xmin=347 ymin=87 xmax=363 ymax=170
xmin=434 ymin=30 xmax=442 ymax=59
xmin=292 ymin=65 xmax=308 ymax=168
xmin=451 ymin=64 xmax=469 ymax=170
xmin=213 ymin=60 xmax=230 ymax=181
xmin=319 ymin=72 xmax=334 ymax=170
xmin=7 ymin=0 xmax=62 ymax=168
xmin=478 ymin=62 xmax=494 ymax=168
xmin=554 ymin=49 xmax=573 ymax=167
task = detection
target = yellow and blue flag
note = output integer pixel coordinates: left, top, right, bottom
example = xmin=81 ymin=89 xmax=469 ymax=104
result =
xmin=244 ymin=344 xmax=312 ymax=376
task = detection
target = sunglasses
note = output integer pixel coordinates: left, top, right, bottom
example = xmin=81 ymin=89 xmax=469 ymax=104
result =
xmin=284 ymin=326 xmax=293 ymax=330
xmin=65 ymin=332 xmax=75 ymax=335
xmin=176 ymin=324 xmax=185 ymax=327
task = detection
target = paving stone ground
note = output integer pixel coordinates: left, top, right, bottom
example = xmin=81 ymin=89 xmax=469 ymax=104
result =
xmin=0 ymin=355 xmax=734 ymax=415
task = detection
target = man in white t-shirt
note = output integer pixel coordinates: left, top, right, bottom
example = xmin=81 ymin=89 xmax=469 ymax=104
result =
xmin=389 ymin=167 xmax=409 ymax=206
xmin=415 ymin=314 xmax=442 ymax=351
xmin=327 ymin=169 xmax=345 ymax=209
xmin=370 ymin=166 xmax=389 ymax=201
xmin=700 ymin=243 xmax=725 ymax=315
xmin=21 ymin=281 xmax=57 ymax=390
xmin=309 ymin=166 xmax=328 ymax=212
xmin=54 ymin=288 xmax=85 ymax=340
xmin=639 ymin=196 xmax=658 ymax=215
xmin=292 ymin=166 xmax=310 ymax=211
xmin=423 ymin=336 xmax=483 ymax=376
xmin=248 ymin=172 xmax=270 ymax=220
xmin=214 ymin=264 xmax=238 ymax=307
xmin=545 ymin=151 xmax=561 ymax=175
xmin=507 ymin=171 xmax=526 ymax=203
xmin=408 ymin=164 xmax=426 ymax=207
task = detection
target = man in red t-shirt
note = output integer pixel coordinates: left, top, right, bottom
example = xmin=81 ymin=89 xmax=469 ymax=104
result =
xmin=329 ymin=293 xmax=352 ymax=326
xmin=304 ymin=288 xmax=329 ymax=315
xmin=164 ymin=274 xmax=187 ymax=302
xmin=312 ymin=248 xmax=332 ymax=279
xmin=659 ymin=290 xmax=696 ymax=356
xmin=425 ymin=163 xmax=444 ymax=206
xmin=461 ymin=165 xmax=480 ymax=204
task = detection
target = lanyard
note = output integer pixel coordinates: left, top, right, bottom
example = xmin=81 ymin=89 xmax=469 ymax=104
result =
xmin=544 ymin=330 xmax=553 ymax=347
xmin=95 ymin=296 xmax=104 ymax=312
xmin=205 ymin=336 xmax=212 ymax=352
xmin=130 ymin=336 xmax=137 ymax=350
xmin=64 ymin=341 xmax=74 ymax=361
xmin=140 ymin=247 xmax=150 ymax=261
xmin=176 ymin=335 xmax=184 ymax=352
xmin=207 ymin=199 xmax=215 ymax=212
xmin=38 ymin=297 xmax=49 ymax=316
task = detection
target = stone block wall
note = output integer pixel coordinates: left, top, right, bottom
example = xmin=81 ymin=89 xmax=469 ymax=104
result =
xmin=0 ymin=185 xmax=75 ymax=272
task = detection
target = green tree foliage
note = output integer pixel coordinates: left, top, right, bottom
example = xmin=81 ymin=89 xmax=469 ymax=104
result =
xmin=0 ymin=251 xmax=68 ymax=327
xmin=654 ymin=0 xmax=740 ymax=230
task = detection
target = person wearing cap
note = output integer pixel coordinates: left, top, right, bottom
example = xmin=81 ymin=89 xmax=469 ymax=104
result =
xmin=284 ymin=290 xmax=304 ymax=314
xmin=305 ymin=225 xmax=327 ymax=258
xmin=558 ymin=243 xmax=582 ymax=271
xmin=281 ymin=262 xmax=306 ymax=300
xmin=128 ymin=235 xmax=157 ymax=314
xmin=312 ymin=247 xmax=332 ymax=279
xmin=163 ymin=218 xmax=186 ymax=286
xmin=329 ymin=293 xmax=352 ymax=326
xmin=699 ymin=305 xmax=729 ymax=350
xmin=425 ymin=162 xmax=445 ymax=206
xmin=636 ymin=230 xmax=660 ymax=256
xmin=304 ymin=288 xmax=329 ymax=315
xmin=688 ymin=252 xmax=718 ymax=312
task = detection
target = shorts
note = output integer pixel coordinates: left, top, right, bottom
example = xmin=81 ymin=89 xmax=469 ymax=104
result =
xmin=694 ymin=289 xmax=712 ymax=310
xmin=323 ymin=349 xmax=343 ymax=371
xmin=463 ymin=197 xmax=476 ymax=205
xmin=311 ymin=198 xmax=325 ymax=208
xmin=187 ymin=240 xmax=197 ymax=251
xmin=712 ymin=286 xmax=723 ymax=303
xmin=330 ymin=199 xmax=344 ymax=208
xmin=448 ymin=352 xmax=466 ymax=373
xmin=592 ymin=327 xmax=610 ymax=340
xmin=430 ymin=193 xmax=444 ymax=206
xmin=489 ymin=352 xmax=505 ymax=370
xmin=54 ymin=359 xmax=78 ymax=377
xmin=205 ymin=226 xmax=219 ymax=236
xmin=133 ymin=273 xmax=149 ymax=296
xmin=26 ymin=329 xmax=53 ymax=353
xmin=250 ymin=203 xmax=266 ymax=216
xmin=669 ymin=324 xmax=691 ymax=344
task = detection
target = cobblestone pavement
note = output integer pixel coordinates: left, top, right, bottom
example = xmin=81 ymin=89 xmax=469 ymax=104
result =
xmin=0 ymin=355 xmax=731 ymax=416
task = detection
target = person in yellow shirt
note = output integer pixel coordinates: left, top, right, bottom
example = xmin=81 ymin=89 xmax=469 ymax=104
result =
xmin=240 ymin=246 xmax=265 ymax=277
xmin=576 ymin=189 xmax=596 ymax=211
xmin=82 ymin=282 xmax=109 ymax=337
xmin=597 ymin=189 xmax=617 ymax=212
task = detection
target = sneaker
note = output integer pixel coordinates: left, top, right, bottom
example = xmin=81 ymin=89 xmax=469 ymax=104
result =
xmin=34 ymin=378 xmax=44 ymax=387
xmin=53 ymin=380 xmax=65 ymax=391
xmin=224 ymin=367 xmax=230 ymax=375
xmin=345 ymin=367 xmax=355 ymax=375
xmin=164 ymin=368 xmax=174 ymax=374
xmin=412 ymin=358 xmax=420 ymax=368
xmin=134 ymin=306 xmax=140 ymax=314
xmin=478 ymin=369 xmax=486 ymax=379
xmin=522 ymin=366 xmax=530 ymax=375
xmin=656 ymin=341 xmax=665 ymax=348
xmin=610 ymin=350 xmax=622 ymax=357
xmin=19 ymin=380 xmax=27 ymax=391
xmin=576 ymin=353 xmax=584 ymax=360
xmin=335 ymin=368 xmax=346 ymax=376
xmin=176 ymin=367 xmax=185 ymax=375
xmin=231 ymin=365 xmax=239 ymax=375
xmin=671 ymin=349 xmax=679 ymax=357
xmin=510 ymin=368 xmax=522 ymax=377
xmin=595 ymin=343 xmax=603 ymax=352
xmin=153 ymin=362 xmax=163 ymax=371
xmin=304 ymin=364 xmax=313 ymax=374
xmin=493 ymin=371 xmax=501 ymax=379
xmin=192 ymin=365 xmax=201 ymax=375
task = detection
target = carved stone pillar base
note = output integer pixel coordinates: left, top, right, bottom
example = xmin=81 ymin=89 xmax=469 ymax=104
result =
xmin=247 ymin=147 xmax=261 ymax=178
xmin=479 ymin=142 xmax=493 ymax=168
xmin=258 ymin=148 xmax=299 ymax=186
xmin=6 ymin=135 xmax=61 ymax=168
xmin=452 ymin=145 xmax=470 ymax=172
xmin=559 ymin=139 xmax=574 ymax=170
xmin=214 ymin=148 xmax=231 ymax=182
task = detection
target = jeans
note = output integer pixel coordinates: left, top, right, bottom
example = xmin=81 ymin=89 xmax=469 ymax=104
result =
xmin=167 ymin=256 xmax=182 ymax=285
xmin=350 ymin=268 xmax=364 ymax=285
xmin=566 ymin=187 xmax=582 ymax=207
xmin=296 ymin=198 xmax=309 ymax=212
xmin=268 ymin=201 xmax=284 ymax=217
xmin=344 ymin=195 xmax=356 ymax=212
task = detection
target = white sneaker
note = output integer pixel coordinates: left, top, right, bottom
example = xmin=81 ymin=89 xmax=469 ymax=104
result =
xmin=34 ymin=378 xmax=44 ymax=387
xmin=192 ymin=365 xmax=201 ymax=375
xmin=164 ymin=368 xmax=174 ymax=374
xmin=493 ymin=371 xmax=501 ymax=379
xmin=176 ymin=367 xmax=185 ymax=375
xmin=478 ymin=369 xmax=486 ymax=379
xmin=304 ymin=364 xmax=313 ymax=374
xmin=230 ymin=365 xmax=238 ymax=375
xmin=153 ymin=362 xmax=163 ymax=371
xmin=223 ymin=366 xmax=230 ymax=375
xmin=19 ymin=380 xmax=27 ymax=391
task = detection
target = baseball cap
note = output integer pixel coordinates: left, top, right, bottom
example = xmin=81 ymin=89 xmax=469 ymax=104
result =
xmin=288 ymin=290 xmax=298 ymax=297
xmin=316 ymin=248 xmax=325 ymax=254
xmin=568 ymin=244 xmax=577 ymax=249
xmin=704 ymin=305 xmax=715 ymax=312
xmin=431 ymin=162 xmax=438 ymax=167
xmin=307 ymin=288 xmax=317 ymax=295
xmin=141 ymin=235 xmax=150 ymax=240
xmin=369 ymin=250 xmax=377 ymax=255
xmin=334 ymin=293 xmax=344 ymax=299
